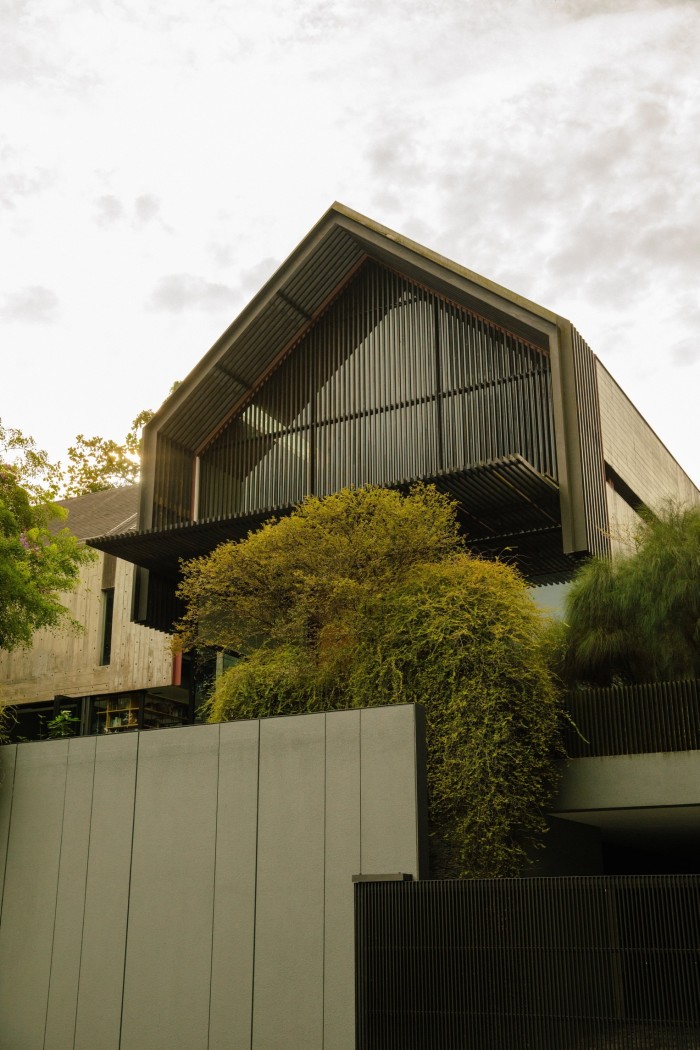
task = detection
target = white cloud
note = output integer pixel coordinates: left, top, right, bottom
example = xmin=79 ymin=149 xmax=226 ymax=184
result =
xmin=0 ymin=0 xmax=698 ymax=485
xmin=147 ymin=273 xmax=235 ymax=314
xmin=2 ymin=286 xmax=60 ymax=324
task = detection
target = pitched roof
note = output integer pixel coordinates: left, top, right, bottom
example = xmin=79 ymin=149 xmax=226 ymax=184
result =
xmin=54 ymin=486 xmax=138 ymax=541
xmin=145 ymin=202 xmax=562 ymax=456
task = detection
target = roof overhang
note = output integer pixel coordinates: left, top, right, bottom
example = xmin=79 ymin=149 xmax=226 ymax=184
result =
xmin=131 ymin=202 xmax=601 ymax=567
xmin=142 ymin=203 xmax=562 ymax=459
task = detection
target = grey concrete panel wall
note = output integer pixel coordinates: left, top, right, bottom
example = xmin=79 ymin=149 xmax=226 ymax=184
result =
xmin=360 ymin=705 xmax=423 ymax=876
xmin=120 ymin=725 xmax=220 ymax=1050
xmin=324 ymin=710 xmax=361 ymax=1050
xmin=74 ymin=733 xmax=138 ymax=1050
xmin=208 ymin=718 xmax=259 ymax=1050
xmin=44 ymin=737 xmax=96 ymax=1050
xmin=253 ymin=713 xmax=327 ymax=1050
xmin=554 ymin=750 xmax=700 ymax=814
xmin=0 ymin=744 xmax=16 ymax=910
xmin=0 ymin=740 xmax=68 ymax=1050
xmin=0 ymin=704 xmax=424 ymax=1050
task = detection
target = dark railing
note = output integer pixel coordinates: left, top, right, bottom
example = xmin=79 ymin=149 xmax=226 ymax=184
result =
xmin=355 ymin=876 xmax=700 ymax=1050
xmin=564 ymin=679 xmax=700 ymax=758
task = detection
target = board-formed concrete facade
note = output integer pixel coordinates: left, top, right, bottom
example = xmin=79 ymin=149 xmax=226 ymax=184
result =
xmin=0 ymin=487 xmax=180 ymax=741
xmin=0 ymin=704 xmax=426 ymax=1050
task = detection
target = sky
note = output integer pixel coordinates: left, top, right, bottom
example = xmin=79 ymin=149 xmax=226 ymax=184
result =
xmin=2 ymin=0 xmax=699 ymax=486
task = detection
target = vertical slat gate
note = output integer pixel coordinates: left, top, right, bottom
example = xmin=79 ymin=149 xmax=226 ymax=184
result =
xmin=355 ymin=876 xmax=700 ymax=1050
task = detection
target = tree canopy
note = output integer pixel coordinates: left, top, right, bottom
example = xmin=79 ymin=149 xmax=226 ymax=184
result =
xmin=0 ymin=464 xmax=94 ymax=653
xmin=0 ymin=410 xmax=155 ymax=500
xmin=0 ymin=380 xmax=180 ymax=499
xmin=559 ymin=502 xmax=700 ymax=686
xmin=177 ymin=485 xmax=563 ymax=878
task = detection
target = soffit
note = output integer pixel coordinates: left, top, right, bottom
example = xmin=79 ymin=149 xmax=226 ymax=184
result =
xmin=88 ymin=455 xmax=565 ymax=580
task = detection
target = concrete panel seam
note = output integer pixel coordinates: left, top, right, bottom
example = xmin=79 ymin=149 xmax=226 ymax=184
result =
xmin=358 ymin=711 xmax=362 ymax=875
xmin=117 ymin=731 xmax=141 ymax=1050
xmin=70 ymin=739 xmax=98 ymax=1050
xmin=42 ymin=743 xmax=70 ymax=1050
xmin=0 ymin=747 xmax=18 ymax=929
xmin=206 ymin=723 xmax=222 ymax=1050
xmin=249 ymin=721 xmax=262 ymax=1050
xmin=322 ymin=714 xmax=327 ymax=1050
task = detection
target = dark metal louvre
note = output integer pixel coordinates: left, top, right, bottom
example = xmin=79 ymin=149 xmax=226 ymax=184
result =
xmin=152 ymin=434 xmax=194 ymax=531
xmin=571 ymin=328 xmax=610 ymax=558
xmin=196 ymin=261 xmax=557 ymax=521
xmin=157 ymin=226 xmax=365 ymax=451
xmin=564 ymin=679 xmax=700 ymax=758
xmin=355 ymin=876 xmax=700 ymax=1050
xmin=89 ymin=457 xmax=561 ymax=578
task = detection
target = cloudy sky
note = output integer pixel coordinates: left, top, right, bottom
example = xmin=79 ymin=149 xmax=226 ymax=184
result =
xmin=2 ymin=0 xmax=699 ymax=485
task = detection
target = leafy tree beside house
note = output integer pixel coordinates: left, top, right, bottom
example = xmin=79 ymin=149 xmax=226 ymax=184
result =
xmin=176 ymin=485 xmax=563 ymax=879
xmin=0 ymin=464 xmax=94 ymax=654
xmin=558 ymin=503 xmax=700 ymax=687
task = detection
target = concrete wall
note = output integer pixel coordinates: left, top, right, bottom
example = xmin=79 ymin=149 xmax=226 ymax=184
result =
xmin=554 ymin=749 xmax=700 ymax=814
xmin=596 ymin=361 xmax=699 ymax=514
xmin=0 ymin=705 xmax=426 ymax=1050
xmin=0 ymin=555 xmax=172 ymax=706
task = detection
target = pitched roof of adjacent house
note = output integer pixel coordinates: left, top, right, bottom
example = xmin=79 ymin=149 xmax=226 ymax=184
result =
xmin=54 ymin=486 xmax=138 ymax=541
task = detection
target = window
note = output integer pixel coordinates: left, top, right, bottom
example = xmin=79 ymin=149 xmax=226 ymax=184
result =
xmin=100 ymin=588 xmax=115 ymax=666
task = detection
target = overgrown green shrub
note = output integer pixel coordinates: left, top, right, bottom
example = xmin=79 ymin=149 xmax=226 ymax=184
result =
xmin=559 ymin=502 xmax=700 ymax=686
xmin=178 ymin=486 xmax=563 ymax=878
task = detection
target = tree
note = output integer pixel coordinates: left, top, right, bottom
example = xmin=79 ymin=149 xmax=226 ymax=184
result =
xmin=60 ymin=411 xmax=154 ymax=497
xmin=0 ymin=419 xmax=63 ymax=501
xmin=559 ymin=503 xmax=700 ymax=687
xmin=0 ymin=380 xmax=180 ymax=500
xmin=176 ymin=486 xmax=563 ymax=878
xmin=61 ymin=385 xmax=179 ymax=496
xmin=0 ymin=464 xmax=94 ymax=653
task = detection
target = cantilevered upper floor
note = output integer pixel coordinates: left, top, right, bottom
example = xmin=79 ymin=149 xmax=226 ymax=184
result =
xmin=88 ymin=204 xmax=699 ymax=631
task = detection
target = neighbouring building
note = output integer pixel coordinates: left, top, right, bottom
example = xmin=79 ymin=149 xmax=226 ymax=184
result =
xmin=0 ymin=486 xmax=190 ymax=741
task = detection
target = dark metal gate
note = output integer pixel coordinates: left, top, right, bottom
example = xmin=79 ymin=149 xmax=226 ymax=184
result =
xmin=355 ymin=876 xmax=700 ymax=1049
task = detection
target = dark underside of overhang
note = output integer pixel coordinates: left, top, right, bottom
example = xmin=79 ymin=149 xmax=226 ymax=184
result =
xmin=89 ymin=455 xmax=574 ymax=599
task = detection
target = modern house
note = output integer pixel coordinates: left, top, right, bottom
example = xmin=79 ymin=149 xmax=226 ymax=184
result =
xmin=0 ymin=486 xmax=189 ymax=740
xmin=87 ymin=203 xmax=698 ymax=631
xmin=87 ymin=203 xmax=700 ymax=878
xmin=1 ymin=205 xmax=699 ymax=1049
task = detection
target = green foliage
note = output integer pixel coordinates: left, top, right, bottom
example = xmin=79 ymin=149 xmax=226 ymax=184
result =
xmin=0 ymin=703 xmax=10 ymax=745
xmin=560 ymin=503 xmax=700 ymax=686
xmin=0 ymin=383 xmax=181 ymax=500
xmin=61 ymin=427 xmax=148 ymax=497
xmin=0 ymin=465 xmax=94 ymax=652
xmin=47 ymin=708 xmax=81 ymax=739
xmin=0 ymin=419 xmax=63 ymax=501
xmin=177 ymin=486 xmax=563 ymax=878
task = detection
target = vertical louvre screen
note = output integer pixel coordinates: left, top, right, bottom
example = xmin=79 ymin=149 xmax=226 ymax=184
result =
xmin=355 ymin=876 xmax=700 ymax=1050
xmin=571 ymin=327 xmax=610 ymax=557
xmin=564 ymin=678 xmax=700 ymax=757
xmin=152 ymin=434 xmax=194 ymax=530
xmin=197 ymin=261 xmax=556 ymax=521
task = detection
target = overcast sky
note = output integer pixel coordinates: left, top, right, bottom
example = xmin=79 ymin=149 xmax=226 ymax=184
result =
xmin=2 ymin=0 xmax=699 ymax=486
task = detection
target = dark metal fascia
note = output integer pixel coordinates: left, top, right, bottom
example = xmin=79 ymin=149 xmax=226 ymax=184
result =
xmin=549 ymin=317 xmax=589 ymax=556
